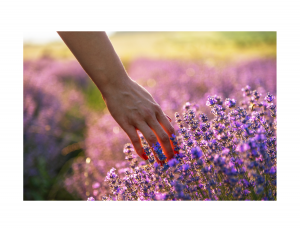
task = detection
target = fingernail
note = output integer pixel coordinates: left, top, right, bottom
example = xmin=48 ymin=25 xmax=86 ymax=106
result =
xmin=166 ymin=114 xmax=172 ymax=122
xmin=142 ymin=151 xmax=148 ymax=160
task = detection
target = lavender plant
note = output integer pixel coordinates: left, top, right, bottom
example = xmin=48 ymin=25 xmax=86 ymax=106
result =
xmin=64 ymin=58 xmax=275 ymax=200
xmin=98 ymin=86 xmax=276 ymax=201
xmin=24 ymin=57 xmax=89 ymax=200
xmin=24 ymin=56 xmax=276 ymax=200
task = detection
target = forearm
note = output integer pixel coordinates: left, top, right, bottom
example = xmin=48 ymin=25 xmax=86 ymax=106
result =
xmin=57 ymin=31 xmax=130 ymax=99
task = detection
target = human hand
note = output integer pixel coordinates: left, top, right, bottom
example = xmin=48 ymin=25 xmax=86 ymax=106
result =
xmin=101 ymin=77 xmax=176 ymax=163
xmin=57 ymin=32 xmax=175 ymax=163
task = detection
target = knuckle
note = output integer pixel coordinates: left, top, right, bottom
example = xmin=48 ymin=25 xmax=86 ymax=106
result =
xmin=130 ymin=137 xmax=140 ymax=144
xmin=130 ymin=117 xmax=142 ymax=126
xmin=132 ymin=110 xmax=143 ymax=121
xmin=131 ymin=118 xmax=144 ymax=127
xmin=168 ymin=125 xmax=176 ymax=134
xmin=148 ymin=134 xmax=157 ymax=145
xmin=143 ymin=108 xmax=154 ymax=120
xmin=160 ymin=133 xmax=169 ymax=143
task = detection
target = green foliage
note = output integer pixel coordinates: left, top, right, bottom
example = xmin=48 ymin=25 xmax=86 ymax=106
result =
xmin=24 ymin=152 xmax=83 ymax=200
xmin=82 ymin=82 xmax=106 ymax=111
xmin=218 ymin=31 xmax=276 ymax=47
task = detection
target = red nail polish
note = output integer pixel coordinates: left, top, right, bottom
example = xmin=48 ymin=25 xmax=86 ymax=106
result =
xmin=142 ymin=151 xmax=148 ymax=160
xmin=166 ymin=114 xmax=172 ymax=122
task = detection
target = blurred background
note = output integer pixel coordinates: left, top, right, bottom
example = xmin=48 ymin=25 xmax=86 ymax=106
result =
xmin=23 ymin=31 xmax=276 ymax=200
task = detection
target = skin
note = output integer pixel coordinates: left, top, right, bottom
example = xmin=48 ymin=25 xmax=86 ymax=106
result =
xmin=57 ymin=31 xmax=175 ymax=163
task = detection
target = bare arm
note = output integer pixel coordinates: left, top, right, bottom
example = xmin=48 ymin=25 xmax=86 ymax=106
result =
xmin=57 ymin=31 xmax=175 ymax=162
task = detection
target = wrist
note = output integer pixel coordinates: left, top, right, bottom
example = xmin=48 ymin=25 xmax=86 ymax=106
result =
xmin=97 ymin=72 xmax=132 ymax=101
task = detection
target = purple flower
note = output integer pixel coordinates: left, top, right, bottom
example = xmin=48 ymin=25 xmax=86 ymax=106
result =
xmin=191 ymin=147 xmax=203 ymax=159
xmin=236 ymin=143 xmax=250 ymax=152
xmin=265 ymin=92 xmax=275 ymax=103
xmin=225 ymin=98 xmax=236 ymax=108
xmin=269 ymin=166 xmax=276 ymax=175
xmin=168 ymin=158 xmax=179 ymax=167
xmin=206 ymin=96 xmax=217 ymax=107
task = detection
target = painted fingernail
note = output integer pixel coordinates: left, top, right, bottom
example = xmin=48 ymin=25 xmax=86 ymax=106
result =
xmin=165 ymin=114 xmax=172 ymax=122
xmin=142 ymin=151 xmax=148 ymax=160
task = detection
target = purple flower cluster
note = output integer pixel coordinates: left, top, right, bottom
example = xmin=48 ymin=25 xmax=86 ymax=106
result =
xmin=94 ymin=86 xmax=276 ymax=201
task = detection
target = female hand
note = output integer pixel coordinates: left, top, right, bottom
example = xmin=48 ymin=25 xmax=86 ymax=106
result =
xmin=101 ymin=77 xmax=175 ymax=162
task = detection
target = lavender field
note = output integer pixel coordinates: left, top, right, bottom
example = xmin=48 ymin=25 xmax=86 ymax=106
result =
xmin=23 ymin=32 xmax=276 ymax=200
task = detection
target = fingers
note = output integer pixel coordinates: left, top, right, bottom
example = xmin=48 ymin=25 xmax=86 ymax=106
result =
xmin=157 ymin=111 xmax=177 ymax=156
xmin=144 ymin=115 xmax=175 ymax=162
xmin=122 ymin=125 xmax=148 ymax=160
xmin=122 ymin=104 xmax=175 ymax=164
xmin=158 ymin=113 xmax=175 ymax=136
xmin=135 ymin=122 xmax=162 ymax=164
